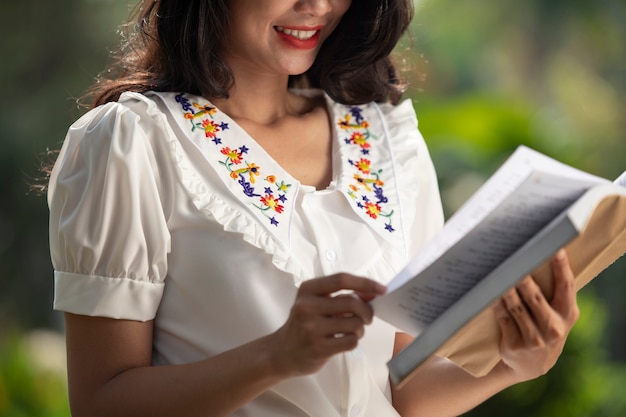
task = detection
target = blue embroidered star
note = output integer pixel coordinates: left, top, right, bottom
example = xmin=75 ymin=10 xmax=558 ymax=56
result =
xmin=270 ymin=217 xmax=279 ymax=226
xmin=385 ymin=223 xmax=395 ymax=233
xmin=264 ymin=187 xmax=273 ymax=195
xmin=220 ymin=122 xmax=230 ymax=130
xmin=239 ymin=145 xmax=249 ymax=154
xmin=212 ymin=137 xmax=222 ymax=145
xmin=278 ymin=194 xmax=287 ymax=203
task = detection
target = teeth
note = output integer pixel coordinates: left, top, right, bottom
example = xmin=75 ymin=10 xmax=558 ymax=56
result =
xmin=276 ymin=26 xmax=317 ymax=40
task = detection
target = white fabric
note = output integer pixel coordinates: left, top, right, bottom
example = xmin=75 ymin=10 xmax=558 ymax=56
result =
xmin=49 ymin=90 xmax=444 ymax=417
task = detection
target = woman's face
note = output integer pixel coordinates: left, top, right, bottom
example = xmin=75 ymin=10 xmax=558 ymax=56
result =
xmin=220 ymin=0 xmax=352 ymax=78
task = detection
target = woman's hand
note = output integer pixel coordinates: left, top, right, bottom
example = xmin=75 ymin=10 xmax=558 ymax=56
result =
xmin=494 ymin=249 xmax=580 ymax=382
xmin=269 ymin=273 xmax=386 ymax=378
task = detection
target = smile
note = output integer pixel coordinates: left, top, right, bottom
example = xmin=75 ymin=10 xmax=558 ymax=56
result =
xmin=275 ymin=26 xmax=318 ymax=40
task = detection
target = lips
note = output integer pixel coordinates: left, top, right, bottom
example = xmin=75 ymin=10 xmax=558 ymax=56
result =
xmin=274 ymin=25 xmax=322 ymax=49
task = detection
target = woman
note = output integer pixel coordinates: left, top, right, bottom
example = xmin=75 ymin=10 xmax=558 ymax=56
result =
xmin=48 ymin=1 xmax=579 ymax=416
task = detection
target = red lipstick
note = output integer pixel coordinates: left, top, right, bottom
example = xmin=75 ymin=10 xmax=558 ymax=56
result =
xmin=274 ymin=26 xmax=323 ymax=50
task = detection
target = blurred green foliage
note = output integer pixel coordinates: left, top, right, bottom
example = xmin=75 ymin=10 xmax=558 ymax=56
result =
xmin=0 ymin=0 xmax=625 ymax=415
xmin=0 ymin=331 xmax=69 ymax=417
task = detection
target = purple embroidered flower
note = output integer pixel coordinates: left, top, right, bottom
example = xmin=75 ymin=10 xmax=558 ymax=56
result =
xmin=238 ymin=176 xmax=260 ymax=197
xmin=373 ymin=184 xmax=388 ymax=204
xmin=350 ymin=107 xmax=364 ymax=124
xmin=175 ymin=93 xmax=194 ymax=113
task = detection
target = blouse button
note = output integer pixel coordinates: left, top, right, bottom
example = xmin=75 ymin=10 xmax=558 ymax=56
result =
xmin=349 ymin=405 xmax=362 ymax=417
xmin=325 ymin=250 xmax=337 ymax=262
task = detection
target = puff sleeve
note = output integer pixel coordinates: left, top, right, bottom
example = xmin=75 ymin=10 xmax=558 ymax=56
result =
xmin=48 ymin=97 xmax=171 ymax=321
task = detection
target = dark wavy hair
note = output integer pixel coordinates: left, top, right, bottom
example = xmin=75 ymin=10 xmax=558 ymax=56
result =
xmin=86 ymin=0 xmax=414 ymax=108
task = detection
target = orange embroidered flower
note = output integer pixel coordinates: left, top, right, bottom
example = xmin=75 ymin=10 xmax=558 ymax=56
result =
xmin=260 ymin=194 xmax=285 ymax=213
xmin=338 ymin=115 xmax=352 ymax=130
xmin=265 ymin=175 xmax=277 ymax=183
xmin=364 ymin=202 xmax=381 ymax=219
xmin=355 ymin=158 xmax=371 ymax=174
xmin=202 ymin=119 xmax=220 ymax=138
xmin=220 ymin=147 xmax=243 ymax=164
xmin=349 ymin=132 xmax=370 ymax=149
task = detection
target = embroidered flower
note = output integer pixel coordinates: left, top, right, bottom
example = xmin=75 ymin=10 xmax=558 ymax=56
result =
xmin=176 ymin=93 xmax=293 ymax=228
xmin=221 ymin=147 xmax=243 ymax=165
xmin=339 ymin=105 xmax=395 ymax=233
xmin=353 ymin=158 xmax=371 ymax=174
xmin=260 ymin=194 xmax=285 ymax=214
xmin=364 ymin=201 xmax=381 ymax=219
xmin=202 ymin=119 xmax=221 ymax=138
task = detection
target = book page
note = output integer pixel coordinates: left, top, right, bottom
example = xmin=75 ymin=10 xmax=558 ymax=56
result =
xmin=387 ymin=146 xmax=608 ymax=293
xmin=374 ymin=146 xmax=610 ymax=335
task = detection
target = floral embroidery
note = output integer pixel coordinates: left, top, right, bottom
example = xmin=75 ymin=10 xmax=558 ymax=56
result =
xmin=176 ymin=93 xmax=292 ymax=227
xmin=339 ymin=106 xmax=395 ymax=233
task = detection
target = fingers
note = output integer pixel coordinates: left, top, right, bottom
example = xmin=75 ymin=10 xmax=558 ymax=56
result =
xmin=300 ymin=273 xmax=387 ymax=298
xmin=296 ymin=273 xmax=386 ymax=330
xmin=292 ymin=293 xmax=375 ymax=328
xmin=495 ymin=249 xmax=580 ymax=379
xmin=549 ymin=250 xmax=580 ymax=325
xmin=276 ymin=274 xmax=385 ymax=375
xmin=497 ymin=278 xmax=544 ymax=346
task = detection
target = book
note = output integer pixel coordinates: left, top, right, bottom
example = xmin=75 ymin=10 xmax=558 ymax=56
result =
xmin=371 ymin=145 xmax=626 ymax=387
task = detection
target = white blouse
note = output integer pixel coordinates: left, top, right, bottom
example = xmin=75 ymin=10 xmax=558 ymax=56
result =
xmin=49 ymin=90 xmax=444 ymax=417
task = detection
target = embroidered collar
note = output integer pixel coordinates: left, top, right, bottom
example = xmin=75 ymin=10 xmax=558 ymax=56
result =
xmin=165 ymin=92 xmax=403 ymax=248
xmin=336 ymin=105 xmax=397 ymax=234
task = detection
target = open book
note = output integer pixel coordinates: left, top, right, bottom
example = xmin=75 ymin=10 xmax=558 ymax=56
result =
xmin=371 ymin=145 xmax=626 ymax=387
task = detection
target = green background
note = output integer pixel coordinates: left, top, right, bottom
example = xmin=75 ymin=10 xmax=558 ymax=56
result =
xmin=1 ymin=0 xmax=625 ymax=415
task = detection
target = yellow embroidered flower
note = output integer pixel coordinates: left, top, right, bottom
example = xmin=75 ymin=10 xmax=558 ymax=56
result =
xmin=276 ymin=181 xmax=291 ymax=192
xmin=246 ymin=163 xmax=261 ymax=183
xmin=194 ymin=103 xmax=217 ymax=116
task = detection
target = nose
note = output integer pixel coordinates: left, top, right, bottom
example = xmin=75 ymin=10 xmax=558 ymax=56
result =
xmin=294 ymin=0 xmax=333 ymax=16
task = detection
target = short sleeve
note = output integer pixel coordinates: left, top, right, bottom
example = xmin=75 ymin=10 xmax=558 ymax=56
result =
xmin=48 ymin=97 xmax=171 ymax=321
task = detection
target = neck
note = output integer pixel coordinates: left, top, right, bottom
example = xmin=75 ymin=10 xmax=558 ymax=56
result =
xmin=210 ymin=69 xmax=301 ymax=125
